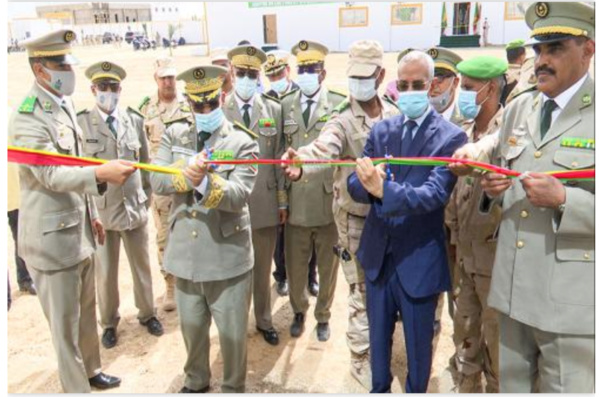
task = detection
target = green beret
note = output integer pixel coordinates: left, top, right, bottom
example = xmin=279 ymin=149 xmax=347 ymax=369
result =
xmin=457 ymin=56 xmax=508 ymax=79
xmin=505 ymin=39 xmax=525 ymax=51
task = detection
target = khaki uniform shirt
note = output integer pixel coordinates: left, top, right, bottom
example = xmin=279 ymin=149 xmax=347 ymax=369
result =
xmin=78 ymin=106 xmax=151 ymax=231
xmin=139 ymin=93 xmax=189 ymax=159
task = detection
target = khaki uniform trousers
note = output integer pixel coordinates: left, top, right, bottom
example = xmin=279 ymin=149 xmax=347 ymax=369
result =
xmin=95 ymin=222 xmax=155 ymax=329
xmin=285 ymin=222 xmax=339 ymax=322
xmin=151 ymin=194 xmax=172 ymax=277
xmin=251 ymin=226 xmax=278 ymax=330
xmin=453 ymin=255 xmax=498 ymax=392
xmin=498 ymin=313 xmax=594 ymax=393
xmin=29 ymin=256 xmax=102 ymax=393
xmin=176 ymin=270 xmax=253 ymax=393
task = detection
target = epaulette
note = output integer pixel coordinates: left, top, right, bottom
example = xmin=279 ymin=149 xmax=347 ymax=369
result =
xmin=328 ymin=88 xmax=348 ymax=98
xmin=233 ymin=121 xmax=259 ymax=140
xmin=127 ymin=106 xmax=145 ymax=119
xmin=164 ymin=115 xmax=192 ymax=126
xmin=18 ymin=95 xmax=37 ymax=114
xmin=262 ymin=93 xmax=281 ymax=103
xmin=333 ymin=98 xmax=350 ymax=114
xmin=77 ymin=108 xmax=89 ymax=116
xmin=138 ymin=96 xmax=151 ymax=111
xmin=383 ymin=95 xmax=399 ymax=109
xmin=280 ymin=88 xmax=299 ymax=100
xmin=180 ymin=103 xmax=191 ymax=113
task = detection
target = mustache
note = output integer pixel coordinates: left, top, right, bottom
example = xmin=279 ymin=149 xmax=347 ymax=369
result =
xmin=535 ymin=65 xmax=556 ymax=76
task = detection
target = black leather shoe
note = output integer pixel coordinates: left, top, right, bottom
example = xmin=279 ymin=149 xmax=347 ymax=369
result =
xmin=276 ymin=281 xmax=289 ymax=296
xmin=257 ymin=327 xmax=279 ymax=346
xmin=316 ymin=322 xmax=330 ymax=342
xmin=308 ymin=282 xmax=319 ymax=297
xmin=89 ymin=372 xmax=121 ymax=389
xmin=179 ymin=385 xmax=210 ymax=393
xmin=101 ymin=328 xmax=117 ymax=349
xmin=290 ymin=312 xmax=305 ymax=337
xmin=19 ymin=282 xmax=37 ymax=296
xmin=140 ymin=316 xmax=164 ymax=336
xmin=433 ymin=320 xmax=441 ymax=336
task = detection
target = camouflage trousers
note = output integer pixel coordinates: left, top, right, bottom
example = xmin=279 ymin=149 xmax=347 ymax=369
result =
xmin=452 ymin=256 xmax=499 ymax=393
xmin=335 ymin=205 xmax=369 ymax=356
xmin=150 ymin=194 xmax=172 ymax=278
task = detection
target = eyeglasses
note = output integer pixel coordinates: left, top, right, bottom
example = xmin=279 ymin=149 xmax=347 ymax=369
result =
xmin=235 ymin=68 xmax=259 ymax=80
xmin=433 ymin=73 xmax=454 ymax=83
xmin=397 ymin=80 xmax=428 ymax=92
xmin=297 ymin=65 xmax=323 ymax=75
xmin=190 ymin=99 xmax=220 ymax=113
xmin=96 ymin=82 xmax=120 ymax=92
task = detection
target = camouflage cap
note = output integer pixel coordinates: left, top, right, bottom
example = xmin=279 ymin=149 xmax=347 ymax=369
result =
xmin=291 ymin=40 xmax=329 ymax=66
xmin=525 ymin=2 xmax=595 ymax=45
xmin=85 ymin=61 xmax=127 ymax=82
xmin=347 ymin=40 xmax=384 ymax=78
xmin=177 ymin=65 xmax=228 ymax=103
xmin=154 ymin=56 xmax=177 ymax=77
xmin=21 ymin=29 xmax=79 ymax=65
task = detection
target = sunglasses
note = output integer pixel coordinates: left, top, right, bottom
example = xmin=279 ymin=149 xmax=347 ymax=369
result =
xmin=297 ymin=65 xmax=323 ymax=75
xmin=96 ymin=82 xmax=120 ymax=92
xmin=190 ymin=99 xmax=220 ymax=113
xmin=235 ymin=69 xmax=259 ymax=80
xmin=397 ymin=80 xmax=428 ymax=92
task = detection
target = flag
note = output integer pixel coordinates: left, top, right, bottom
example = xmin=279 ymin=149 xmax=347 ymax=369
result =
xmin=441 ymin=2 xmax=448 ymax=36
xmin=473 ymin=2 xmax=481 ymax=35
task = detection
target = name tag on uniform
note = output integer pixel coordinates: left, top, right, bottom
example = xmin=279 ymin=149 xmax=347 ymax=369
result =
xmin=172 ymin=146 xmax=196 ymax=156
xmin=86 ymin=138 xmax=99 ymax=143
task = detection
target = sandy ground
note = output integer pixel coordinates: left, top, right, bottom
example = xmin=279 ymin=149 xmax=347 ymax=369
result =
xmin=5 ymin=43 xmax=513 ymax=394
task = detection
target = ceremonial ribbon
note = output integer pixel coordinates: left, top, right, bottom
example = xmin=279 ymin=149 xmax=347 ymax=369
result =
xmin=7 ymin=146 xmax=595 ymax=181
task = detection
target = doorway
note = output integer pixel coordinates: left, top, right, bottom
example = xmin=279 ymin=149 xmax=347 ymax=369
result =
xmin=263 ymin=14 xmax=278 ymax=44
xmin=453 ymin=3 xmax=471 ymax=35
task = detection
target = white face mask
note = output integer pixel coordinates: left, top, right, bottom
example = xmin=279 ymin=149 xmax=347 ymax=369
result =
xmin=235 ymin=76 xmax=258 ymax=100
xmin=269 ymin=76 xmax=289 ymax=94
xmin=42 ymin=66 xmax=76 ymax=96
xmin=348 ymin=76 xmax=378 ymax=102
xmin=428 ymin=77 xmax=455 ymax=113
xmin=96 ymin=91 xmax=120 ymax=113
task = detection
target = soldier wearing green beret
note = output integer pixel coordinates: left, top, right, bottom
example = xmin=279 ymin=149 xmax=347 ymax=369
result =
xmin=223 ymin=44 xmax=287 ymax=347
xmin=444 ymin=55 xmax=508 ymax=393
xmin=150 ymin=65 xmax=259 ymax=392
xmin=10 ymin=29 xmax=135 ymax=392
xmin=504 ymin=39 xmax=534 ymax=104
xmin=78 ymin=61 xmax=163 ymax=351
xmin=427 ymin=47 xmax=464 ymax=127
xmin=479 ymin=2 xmax=595 ymax=392
xmin=281 ymin=40 xmax=346 ymax=342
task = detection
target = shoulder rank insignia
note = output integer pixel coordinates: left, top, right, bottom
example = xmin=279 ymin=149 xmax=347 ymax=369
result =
xmin=318 ymin=114 xmax=330 ymax=123
xmin=560 ymin=137 xmax=594 ymax=150
xmin=138 ymin=96 xmax=151 ymax=111
xmin=77 ymin=108 xmax=89 ymax=116
xmin=233 ymin=121 xmax=259 ymax=139
xmin=262 ymin=93 xmax=280 ymax=103
xmin=18 ymin=95 xmax=37 ymax=114
xmin=165 ymin=115 xmax=192 ymax=126
xmin=328 ymin=88 xmax=348 ymax=98
xmin=127 ymin=106 xmax=145 ymax=119
xmin=333 ymin=98 xmax=350 ymax=114
xmin=259 ymin=118 xmax=276 ymax=128
xmin=180 ymin=104 xmax=191 ymax=113
xmin=280 ymin=88 xmax=299 ymax=100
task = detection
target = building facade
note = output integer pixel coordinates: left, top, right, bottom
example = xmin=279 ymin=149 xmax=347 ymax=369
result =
xmin=36 ymin=3 xmax=152 ymax=25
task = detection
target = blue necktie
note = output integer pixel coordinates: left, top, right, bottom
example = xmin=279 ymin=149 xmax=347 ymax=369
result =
xmin=400 ymin=120 xmax=417 ymax=157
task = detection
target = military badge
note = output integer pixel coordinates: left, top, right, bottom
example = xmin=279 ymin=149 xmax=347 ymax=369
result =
xmin=582 ymin=94 xmax=592 ymax=106
xmin=428 ymin=48 xmax=439 ymax=59
xmin=247 ymin=46 xmax=257 ymax=56
xmin=43 ymin=101 xmax=52 ymax=112
xmin=101 ymin=62 xmax=111 ymax=71
xmin=508 ymin=136 xmax=518 ymax=147
xmin=193 ymin=68 xmax=205 ymax=80
xmin=535 ymin=2 xmax=549 ymax=18
xmin=299 ymin=40 xmax=309 ymax=51
xmin=64 ymin=31 xmax=75 ymax=42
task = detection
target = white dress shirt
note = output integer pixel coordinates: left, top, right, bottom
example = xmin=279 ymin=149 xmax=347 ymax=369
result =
xmin=541 ymin=73 xmax=588 ymax=124
xmin=97 ymin=107 xmax=120 ymax=133
xmin=300 ymin=88 xmax=322 ymax=120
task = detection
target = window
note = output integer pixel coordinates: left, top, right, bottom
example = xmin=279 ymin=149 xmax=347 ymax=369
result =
xmin=339 ymin=6 xmax=368 ymax=28
xmin=391 ymin=3 xmax=422 ymax=25
xmin=504 ymin=2 xmax=533 ymax=20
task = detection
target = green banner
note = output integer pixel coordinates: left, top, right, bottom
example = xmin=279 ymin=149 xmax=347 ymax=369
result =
xmin=248 ymin=2 xmax=332 ymax=8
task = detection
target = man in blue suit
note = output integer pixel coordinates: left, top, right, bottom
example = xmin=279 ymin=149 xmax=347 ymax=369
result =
xmin=348 ymin=50 xmax=467 ymax=393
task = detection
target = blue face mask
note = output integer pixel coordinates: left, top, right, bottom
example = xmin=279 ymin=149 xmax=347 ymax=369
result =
xmin=297 ymin=72 xmax=320 ymax=96
xmin=397 ymin=90 xmax=429 ymax=119
xmin=235 ymin=76 xmax=258 ymax=100
xmin=458 ymin=82 xmax=489 ymax=120
xmin=195 ymin=108 xmax=224 ymax=134
xmin=269 ymin=77 xmax=289 ymax=94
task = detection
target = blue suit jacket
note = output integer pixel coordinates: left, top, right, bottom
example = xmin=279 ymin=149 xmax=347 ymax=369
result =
xmin=348 ymin=110 xmax=467 ymax=298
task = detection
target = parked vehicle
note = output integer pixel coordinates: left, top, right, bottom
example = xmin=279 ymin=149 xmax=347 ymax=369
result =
xmin=102 ymin=32 xmax=115 ymax=44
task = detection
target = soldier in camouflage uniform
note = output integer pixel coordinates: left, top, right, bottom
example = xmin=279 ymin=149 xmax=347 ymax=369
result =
xmin=283 ymin=40 xmax=398 ymax=390
xmin=139 ymin=56 xmax=190 ymax=311
xmin=445 ymin=55 xmax=508 ymax=393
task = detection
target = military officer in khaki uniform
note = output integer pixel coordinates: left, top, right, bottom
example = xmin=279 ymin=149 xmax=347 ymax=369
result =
xmin=10 ymin=29 xmax=135 ymax=392
xmin=445 ymin=56 xmax=508 ymax=393
xmin=139 ymin=56 xmax=190 ymax=311
xmin=280 ymin=40 xmax=346 ymax=341
xmin=264 ymin=50 xmax=300 ymax=99
xmin=150 ymin=65 xmax=259 ymax=393
xmin=426 ymin=47 xmax=464 ymax=127
xmin=78 ymin=61 xmax=163 ymax=350
xmin=223 ymin=44 xmax=287 ymax=346
xmin=283 ymin=40 xmax=398 ymax=389
xmin=480 ymin=3 xmax=595 ymax=392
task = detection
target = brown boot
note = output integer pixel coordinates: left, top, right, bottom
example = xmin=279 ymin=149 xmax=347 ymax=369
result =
xmin=162 ymin=274 xmax=176 ymax=312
